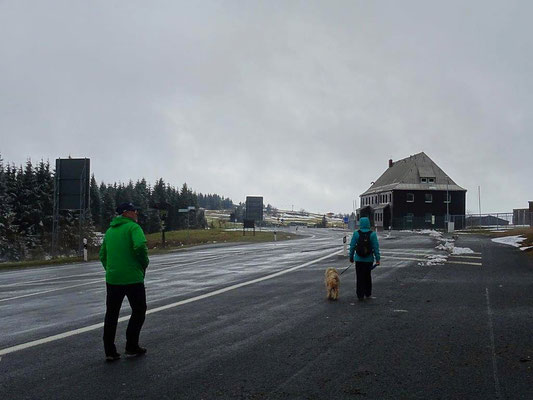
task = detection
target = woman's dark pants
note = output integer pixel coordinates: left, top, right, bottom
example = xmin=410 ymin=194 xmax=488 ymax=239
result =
xmin=355 ymin=261 xmax=373 ymax=299
xmin=103 ymin=282 xmax=147 ymax=356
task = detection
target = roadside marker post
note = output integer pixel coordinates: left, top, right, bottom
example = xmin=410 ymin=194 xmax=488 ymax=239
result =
xmin=83 ymin=238 xmax=88 ymax=262
xmin=343 ymin=235 xmax=347 ymax=256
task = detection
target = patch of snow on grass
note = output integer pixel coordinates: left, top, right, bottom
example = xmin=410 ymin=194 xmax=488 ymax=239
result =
xmin=491 ymin=235 xmax=526 ymax=248
xmin=519 ymin=246 xmax=533 ymax=251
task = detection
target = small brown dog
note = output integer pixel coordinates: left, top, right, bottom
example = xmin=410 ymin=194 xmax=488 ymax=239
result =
xmin=325 ymin=267 xmax=340 ymax=300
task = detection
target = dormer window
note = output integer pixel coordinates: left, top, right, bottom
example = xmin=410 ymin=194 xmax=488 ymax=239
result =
xmin=421 ymin=178 xmax=427 ymax=183
xmin=428 ymin=178 xmax=435 ymax=183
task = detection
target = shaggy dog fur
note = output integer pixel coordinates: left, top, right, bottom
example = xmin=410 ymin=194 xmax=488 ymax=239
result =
xmin=325 ymin=267 xmax=340 ymax=300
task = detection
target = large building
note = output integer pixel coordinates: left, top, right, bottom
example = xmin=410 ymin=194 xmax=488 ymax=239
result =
xmin=357 ymin=152 xmax=466 ymax=230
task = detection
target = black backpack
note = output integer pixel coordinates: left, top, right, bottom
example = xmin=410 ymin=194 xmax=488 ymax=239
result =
xmin=356 ymin=230 xmax=372 ymax=257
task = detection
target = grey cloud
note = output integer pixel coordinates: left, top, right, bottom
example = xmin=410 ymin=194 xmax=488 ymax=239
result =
xmin=1 ymin=0 xmax=531 ymax=213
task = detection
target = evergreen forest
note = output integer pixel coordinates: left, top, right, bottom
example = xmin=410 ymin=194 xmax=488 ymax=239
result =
xmin=0 ymin=156 xmax=234 ymax=262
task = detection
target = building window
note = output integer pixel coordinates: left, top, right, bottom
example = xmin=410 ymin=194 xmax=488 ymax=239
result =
xmin=421 ymin=178 xmax=427 ymax=183
xmin=425 ymin=213 xmax=432 ymax=223
xmin=425 ymin=193 xmax=432 ymax=203
xmin=428 ymin=178 xmax=435 ymax=183
xmin=444 ymin=193 xmax=451 ymax=203
xmin=406 ymin=213 xmax=414 ymax=222
xmin=407 ymin=193 xmax=414 ymax=202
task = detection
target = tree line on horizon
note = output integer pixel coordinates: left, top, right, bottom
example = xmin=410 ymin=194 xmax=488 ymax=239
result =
xmin=0 ymin=156 xmax=235 ymax=262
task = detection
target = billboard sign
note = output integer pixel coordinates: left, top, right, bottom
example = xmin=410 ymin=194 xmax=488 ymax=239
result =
xmin=55 ymin=158 xmax=90 ymax=210
xmin=245 ymin=196 xmax=263 ymax=222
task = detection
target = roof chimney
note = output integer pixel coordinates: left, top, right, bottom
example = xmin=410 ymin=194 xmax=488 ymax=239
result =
xmin=389 ymin=159 xmax=394 ymax=168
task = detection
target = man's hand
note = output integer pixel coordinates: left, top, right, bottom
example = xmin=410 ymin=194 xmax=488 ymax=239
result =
xmin=349 ymin=257 xmax=354 ymax=263
xmin=376 ymin=261 xmax=381 ymax=266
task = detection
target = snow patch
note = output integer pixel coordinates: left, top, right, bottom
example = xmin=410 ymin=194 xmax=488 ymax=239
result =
xmin=491 ymin=235 xmax=526 ymax=248
xmin=520 ymin=246 xmax=533 ymax=251
xmin=451 ymin=247 xmax=475 ymax=255
xmin=436 ymin=241 xmax=454 ymax=252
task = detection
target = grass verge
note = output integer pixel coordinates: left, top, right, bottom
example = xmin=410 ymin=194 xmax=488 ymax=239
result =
xmin=145 ymin=228 xmax=297 ymax=250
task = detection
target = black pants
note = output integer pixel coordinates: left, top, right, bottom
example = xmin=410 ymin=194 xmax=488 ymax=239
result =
xmin=355 ymin=262 xmax=373 ymax=299
xmin=103 ymin=282 xmax=147 ymax=356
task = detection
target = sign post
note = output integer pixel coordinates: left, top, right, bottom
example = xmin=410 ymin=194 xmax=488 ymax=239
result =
xmin=52 ymin=158 xmax=90 ymax=257
xmin=178 ymin=207 xmax=195 ymax=243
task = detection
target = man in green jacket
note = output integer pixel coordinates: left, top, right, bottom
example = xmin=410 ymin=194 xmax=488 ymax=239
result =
xmin=349 ymin=217 xmax=381 ymax=300
xmin=100 ymin=202 xmax=149 ymax=361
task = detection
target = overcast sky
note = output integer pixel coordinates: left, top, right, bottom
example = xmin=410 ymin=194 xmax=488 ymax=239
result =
xmin=1 ymin=0 xmax=531 ymax=214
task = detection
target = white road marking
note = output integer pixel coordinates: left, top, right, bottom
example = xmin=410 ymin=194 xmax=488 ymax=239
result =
xmin=381 ymin=256 xmax=427 ymax=262
xmin=445 ymin=260 xmax=482 ymax=266
xmin=0 ymin=249 xmax=341 ymax=356
xmin=393 ymin=309 xmax=408 ymax=312
xmin=0 ymin=280 xmax=102 ymax=303
xmin=448 ymin=255 xmax=482 ymax=260
xmin=381 ymin=250 xmax=435 ymax=255
xmin=485 ymin=288 xmax=502 ymax=399
xmin=380 ymin=255 xmax=482 ymax=266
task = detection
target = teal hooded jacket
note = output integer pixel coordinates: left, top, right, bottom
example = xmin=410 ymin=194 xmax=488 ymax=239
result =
xmin=99 ymin=215 xmax=149 ymax=285
xmin=349 ymin=217 xmax=381 ymax=263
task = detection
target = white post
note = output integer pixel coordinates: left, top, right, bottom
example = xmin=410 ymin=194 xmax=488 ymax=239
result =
xmin=274 ymin=231 xmax=277 ymax=241
xmin=83 ymin=238 xmax=88 ymax=262
xmin=343 ymin=235 xmax=347 ymax=256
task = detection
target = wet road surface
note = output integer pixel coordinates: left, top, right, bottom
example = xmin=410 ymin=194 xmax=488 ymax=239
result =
xmin=1 ymin=228 xmax=531 ymax=399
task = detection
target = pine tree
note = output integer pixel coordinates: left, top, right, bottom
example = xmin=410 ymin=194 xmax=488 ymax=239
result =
xmin=35 ymin=160 xmax=54 ymax=251
xmin=132 ymin=179 xmax=150 ymax=230
xmin=89 ymin=175 xmax=102 ymax=230
xmin=0 ymin=156 xmax=18 ymax=260
xmin=101 ymin=186 xmax=117 ymax=230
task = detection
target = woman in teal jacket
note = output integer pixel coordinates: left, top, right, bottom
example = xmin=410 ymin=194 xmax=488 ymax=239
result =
xmin=349 ymin=217 xmax=381 ymax=300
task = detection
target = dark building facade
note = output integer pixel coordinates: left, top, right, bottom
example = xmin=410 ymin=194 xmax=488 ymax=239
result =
xmin=357 ymin=152 xmax=466 ymax=230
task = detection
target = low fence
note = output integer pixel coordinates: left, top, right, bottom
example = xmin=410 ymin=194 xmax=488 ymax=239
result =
xmin=450 ymin=212 xmax=532 ymax=230
xmin=385 ymin=212 xmax=532 ymax=231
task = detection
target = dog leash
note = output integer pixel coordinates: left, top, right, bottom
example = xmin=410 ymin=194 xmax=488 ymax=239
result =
xmin=339 ymin=262 xmax=378 ymax=275
xmin=339 ymin=263 xmax=354 ymax=275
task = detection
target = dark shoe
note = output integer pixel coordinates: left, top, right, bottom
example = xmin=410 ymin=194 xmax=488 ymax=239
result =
xmin=105 ymin=352 xmax=121 ymax=362
xmin=125 ymin=346 xmax=147 ymax=356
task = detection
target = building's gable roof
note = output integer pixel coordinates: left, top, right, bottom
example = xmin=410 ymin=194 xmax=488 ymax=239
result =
xmin=361 ymin=152 xmax=466 ymax=195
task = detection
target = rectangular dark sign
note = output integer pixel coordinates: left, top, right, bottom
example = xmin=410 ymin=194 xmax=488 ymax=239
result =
xmin=245 ymin=196 xmax=263 ymax=222
xmin=56 ymin=158 xmax=90 ymax=210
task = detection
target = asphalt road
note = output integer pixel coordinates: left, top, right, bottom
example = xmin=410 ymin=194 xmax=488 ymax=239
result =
xmin=0 ymin=228 xmax=531 ymax=399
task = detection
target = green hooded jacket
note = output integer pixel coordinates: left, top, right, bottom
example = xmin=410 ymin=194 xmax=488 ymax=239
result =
xmin=99 ymin=215 xmax=149 ymax=285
